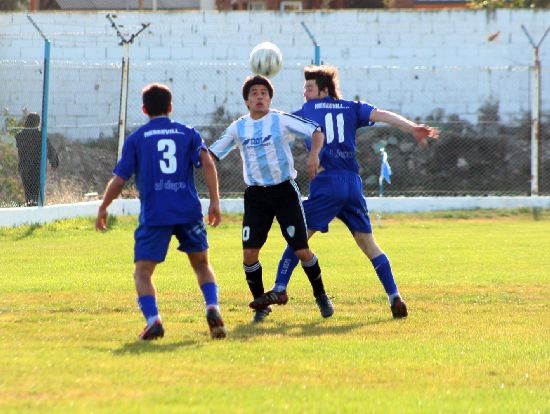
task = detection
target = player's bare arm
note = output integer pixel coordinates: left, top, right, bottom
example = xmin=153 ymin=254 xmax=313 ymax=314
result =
xmin=96 ymin=175 xmax=126 ymax=231
xmin=370 ymin=109 xmax=439 ymax=147
xmin=306 ymin=130 xmax=324 ymax=179
xmin=200 ymin=149 xmax=221 ymax=227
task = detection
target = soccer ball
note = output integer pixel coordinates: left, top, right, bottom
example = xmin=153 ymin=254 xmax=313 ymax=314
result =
xmin=249 ymin=42 xmax=283 ymax=78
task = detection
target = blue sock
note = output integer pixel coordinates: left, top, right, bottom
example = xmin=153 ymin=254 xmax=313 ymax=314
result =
xmin=273 ymin=245 xmax=300 ymax=291
xmin=200 ymin=282 xmax=219 ymax=308
xmin=137 ymin=295 xmax=159 ymax=325
xmin=371 ymin=254 xmax=398 ymax=298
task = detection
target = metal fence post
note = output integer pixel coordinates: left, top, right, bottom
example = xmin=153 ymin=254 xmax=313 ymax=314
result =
xmin=27 ymin=15 xmax=51 ymax=207
xmin=106 ymin=14 xmax=150 ymax=161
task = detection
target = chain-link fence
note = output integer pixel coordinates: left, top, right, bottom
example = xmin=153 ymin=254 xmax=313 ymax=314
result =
xmin=1 ymin=58 xmax=549 ymax=206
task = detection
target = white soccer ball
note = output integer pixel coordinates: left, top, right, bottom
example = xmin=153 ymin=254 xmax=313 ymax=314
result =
xmin=249 ymin=42 xmax=283 ymax=78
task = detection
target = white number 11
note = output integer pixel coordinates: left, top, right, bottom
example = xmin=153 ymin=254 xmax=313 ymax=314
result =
xmin=324 ymin=113 xmax=345 ymax=144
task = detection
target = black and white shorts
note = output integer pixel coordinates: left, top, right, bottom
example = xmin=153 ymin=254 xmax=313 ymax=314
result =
xmin=242 ymin=179 xmax=309 ymax=251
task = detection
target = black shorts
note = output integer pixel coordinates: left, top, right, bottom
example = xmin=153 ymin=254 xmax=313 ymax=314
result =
xmin=242 ymin=179 xmax=309 ymax=251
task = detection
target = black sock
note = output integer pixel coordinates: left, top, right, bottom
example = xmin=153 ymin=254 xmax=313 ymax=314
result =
xmin=302 ymin=255 xmax=325 ymax=298
xmin=244 ymin=261 xmax=264 ymax=299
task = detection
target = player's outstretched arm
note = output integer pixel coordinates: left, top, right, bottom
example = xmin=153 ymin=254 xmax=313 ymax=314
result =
xmin=306 ymin=130 xmax=324 ymax=179
xmin=96 ymin=175 xmax=126 ymax=231
xmin=370 ymin=109 xmax=439 ymax=147
xmin=200 ymin=149 xmax=221 ymax=227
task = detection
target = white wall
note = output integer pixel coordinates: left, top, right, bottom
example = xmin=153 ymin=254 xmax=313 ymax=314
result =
xmin=1 ymin=197 xmax=549 ymax=227
xmin=1 ymin=10 xmax=549 ymax=140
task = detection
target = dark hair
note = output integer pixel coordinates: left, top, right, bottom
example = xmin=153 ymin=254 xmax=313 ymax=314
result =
xmin=242 ymin=75 xmax=274 ymax=101
xmin=304 ymin=65 xmax=342 ymax=99
xmin=24 ymin=113 xmax=40 ymax=128
xmin=142 ymin=83 xmax=172 ymax=116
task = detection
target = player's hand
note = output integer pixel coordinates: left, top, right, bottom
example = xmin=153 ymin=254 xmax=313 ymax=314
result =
xmin=412 ymin=125 xmax=440 ymax=148
xmin=306 ymin=154 xmax=320 ymax=180
xmin=95 ymin=207 xmax=108 ymax=231
xmin=207 ymin=202 xmax=221 ymax=227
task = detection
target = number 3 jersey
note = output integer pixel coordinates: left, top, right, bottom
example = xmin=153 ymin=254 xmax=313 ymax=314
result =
xmin=114 ymin=116 xmax=205 ymax=226
xmin=295 ymin=97 xmax=377 ymax=174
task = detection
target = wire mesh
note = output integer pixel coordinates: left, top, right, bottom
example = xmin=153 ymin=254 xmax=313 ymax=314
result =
xmin=1 ymin=54 xmax=549 ymax=206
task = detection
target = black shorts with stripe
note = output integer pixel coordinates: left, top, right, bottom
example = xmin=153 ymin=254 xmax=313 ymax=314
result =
xmin=242 ymin=179 xmax=309 ymax=251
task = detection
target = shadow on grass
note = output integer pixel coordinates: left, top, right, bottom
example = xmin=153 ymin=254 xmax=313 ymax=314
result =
xmin=15 ymin=223 xmax=42 ymax=240
xmin=230 ymin=317 xmax=390 ymax=341
xmin=112 ymin=339 xmax=199 ymax=355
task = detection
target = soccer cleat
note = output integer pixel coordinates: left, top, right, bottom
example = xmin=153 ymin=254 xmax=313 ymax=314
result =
xmin=391 ymin=296 xmax=408 ymax=318
xmin=206 ymin=308 xmax=227 ymax=339
xmin=249 ymin=290 xmax=289 ymax=309
xmin=139 ymin=320 xmax=165 ymax=340
xmin=252 ymin=306 xmax=272 ymax=323
xmin=315 ymin=294 xmax=334 ymax=318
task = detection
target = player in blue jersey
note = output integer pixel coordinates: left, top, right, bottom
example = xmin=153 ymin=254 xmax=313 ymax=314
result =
xmin=96 ymin=83 xmax=227 ymax=340
xmin=251 ymin=65 xmax=439 ymax=318
xmin=209 ymin=75 xmax=327 ymax=323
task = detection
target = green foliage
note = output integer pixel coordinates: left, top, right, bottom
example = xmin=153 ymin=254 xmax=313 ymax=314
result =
xmin=0 ymin=140 xmax=24 ymax=207
xmin=345 ymin=0 xmax=388 ymax=8
xmin=2 ymin=107 xmax=27 ymax=134
xmin=0 ymin=0 xmax=26 ymax=11
xmin=469 ymin=0 xmax=550 ymax=8
xmin=0 ymin=109 xmax=25 ymax=207
xmin=0 ymin=213 xmax=548 ymax=412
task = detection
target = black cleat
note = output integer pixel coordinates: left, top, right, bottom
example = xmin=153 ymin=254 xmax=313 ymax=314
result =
xmin=315 ymin=294 xmax=334 ymax=318
xmin=206 ymin=308 xmax=227 ymax=339
xmin=249 ymin=290 xmax=289 ymax=309
xmin=252 ymin=306 xmax=272 ymax=323
xmin=139 ymin=320 xmax=165 ymax=340
xmin=391 ymin=296 xmax=408 ymax=318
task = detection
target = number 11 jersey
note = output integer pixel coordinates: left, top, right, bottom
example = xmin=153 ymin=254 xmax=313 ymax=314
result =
xmin=295 ymin=97 xmax=377 ymax=174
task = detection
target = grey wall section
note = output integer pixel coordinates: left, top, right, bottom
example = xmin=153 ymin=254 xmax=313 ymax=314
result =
xmin=1 ymin=10 xmax=549 ymax=140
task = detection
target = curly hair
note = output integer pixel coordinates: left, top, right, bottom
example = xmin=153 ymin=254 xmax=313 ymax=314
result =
xmin=242 ymin=75 xmax=274 ymax=101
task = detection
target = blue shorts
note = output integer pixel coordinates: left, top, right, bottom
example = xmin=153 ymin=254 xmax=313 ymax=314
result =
xmin=304 ymin=170 xmax=372 ymax=234
xmin=134 ymin=219 xmax=209 ymax=263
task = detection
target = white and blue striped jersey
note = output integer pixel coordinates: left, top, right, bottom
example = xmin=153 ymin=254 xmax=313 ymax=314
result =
xmin=209 ymin=109 xmax=320 ymax=186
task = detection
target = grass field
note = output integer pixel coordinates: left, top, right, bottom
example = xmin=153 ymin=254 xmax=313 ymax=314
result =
xmin=1 ymin=209 xmax=549 ymax=413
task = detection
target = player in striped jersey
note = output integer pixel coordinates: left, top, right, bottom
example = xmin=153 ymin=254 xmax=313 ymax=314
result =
xmin=209 ymin=75 xmax=328 ymax=323
xmin=251 ymin=65 xmax=439 ymax=318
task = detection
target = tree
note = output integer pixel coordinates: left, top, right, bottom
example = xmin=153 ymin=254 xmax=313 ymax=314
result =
xmin=469 ymin=0 xmax=550 ymax=8
xmin=346 ymin=0 xmax=387 ymax=8
xmin=0 ymin=0 xmax=27 ymax=11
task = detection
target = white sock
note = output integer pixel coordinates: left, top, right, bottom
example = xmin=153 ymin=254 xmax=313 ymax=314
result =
xmin=146 ymin=315 xmax=161 ymax=326
xmin=388 ymin=293 xmax=401 ymax=305
xmin=205 ymin=304 xmax=219 ymax=314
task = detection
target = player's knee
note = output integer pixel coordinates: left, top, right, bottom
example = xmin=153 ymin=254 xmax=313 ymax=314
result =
xmin=294 ymin=248 xmax=314 ymax=262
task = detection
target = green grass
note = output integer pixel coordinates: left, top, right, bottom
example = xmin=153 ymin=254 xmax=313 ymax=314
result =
xmin=0 ymin=210 xmax=549 ymax=413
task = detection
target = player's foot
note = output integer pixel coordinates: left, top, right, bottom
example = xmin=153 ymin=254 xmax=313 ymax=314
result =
xmin=139 ymin=320 xmax=165 ymax=340
xmin=206 ymin=307 xmax=227 ymax=339
xmin=391 ymin=296 xmax=408 ymax=318
xmin=315 ymin=293 xmax=334 ymax=318
xmin=249 ymin=290 xmax=288 ymax=309
xmin=252 ymin=306 xmax=272 ymax=323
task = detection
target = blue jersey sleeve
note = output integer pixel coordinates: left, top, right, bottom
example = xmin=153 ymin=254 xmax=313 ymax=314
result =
xmin=190 ymin=129 xmax=207 ymax=168
xmin=113 ymin=131 xmax=138 ymax=180
xmin=357 ymin=101 xmax=377 ymax=128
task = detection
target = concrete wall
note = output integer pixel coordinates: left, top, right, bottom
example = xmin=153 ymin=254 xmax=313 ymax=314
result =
xmin=1 ymin=10 xmax=549 ymax=140
xmin=1 ymin=196 xmax=550 ymax=227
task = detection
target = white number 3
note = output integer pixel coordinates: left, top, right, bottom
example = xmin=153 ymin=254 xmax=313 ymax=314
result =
xmin=157 ymin=139 xmax=177 ymax=174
